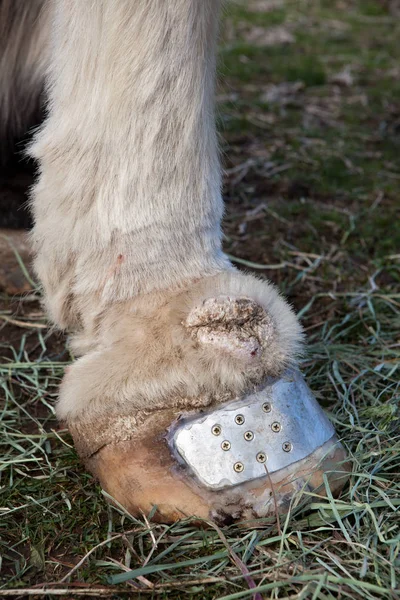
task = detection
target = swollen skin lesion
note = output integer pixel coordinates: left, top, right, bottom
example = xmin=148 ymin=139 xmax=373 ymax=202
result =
xmin=185 ymin=296 xmax=276 ymax=361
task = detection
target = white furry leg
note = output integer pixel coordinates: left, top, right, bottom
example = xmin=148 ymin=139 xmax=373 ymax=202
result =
xmin=30 ymin=0 xmax=229 ymax=330
xmin=26 ymin=0 xmax=343 ymax=522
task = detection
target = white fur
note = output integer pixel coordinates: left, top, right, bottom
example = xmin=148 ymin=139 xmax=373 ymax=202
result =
xmin=29 ymin=0 xmax=230 ymax=330
xmin=0 ymin=0 xmax=304 ymax=425
xmin=57 ymin=271 xmax=303 ymax=422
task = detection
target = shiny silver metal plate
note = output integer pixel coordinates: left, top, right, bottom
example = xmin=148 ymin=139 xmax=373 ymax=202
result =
xmin=169 ymin=370 xmax=335 ymax=490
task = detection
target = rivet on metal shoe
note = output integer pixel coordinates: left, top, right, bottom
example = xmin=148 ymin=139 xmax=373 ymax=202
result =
xmin=244 ymin=431 xmax=254 ymax=441
xmin=234 ymin=462 xmax=244 ymax=473
xmin=282 ymin=441 xmax=292 ymax=452
xmin=271 ymin=422 xmax=281 ymax=433
xmin=262 ymin=402 xmax=272 ymax=413
xmin=256 ymin=452 xmax=267 ymax=463
xmin=221 ymin=440 xmax=231 ymax=451
xmin=235 ymin=414 xmax=245 ymax=425
xmin=212 ymin=424 xmax=221 ymax=436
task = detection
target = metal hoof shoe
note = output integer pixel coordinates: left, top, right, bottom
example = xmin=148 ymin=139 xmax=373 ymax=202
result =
xmin=169 ymin=370 xmax=337 ymax=490
xmin=76 ymin=369 xmax=350 ymax=524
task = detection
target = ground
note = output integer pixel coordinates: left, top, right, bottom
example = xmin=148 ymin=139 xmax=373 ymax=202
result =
xmin=0 ymin=0 xmax=399 ymax=598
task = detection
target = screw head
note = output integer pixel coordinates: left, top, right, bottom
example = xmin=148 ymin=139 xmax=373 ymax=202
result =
xmin=244 ymin=431 xmax=254 ymax=441
xmin=282 ymin=441 xmax=292 ymax=452
xmin=235 ymin=414 xmax=245 ymax=425
xmin=221 ymin=440 xmax=231 ymax=451
xmin=262 ymin=402 xmax=272 ymax=413
xmin=256 ymin=452 xmax=267 ymax=463
xmin=271 ymin=421 xmax=281 ymax=433
xmin=234 ymin=462 xmax=244 ymax=473
xmin=212 ymin=424 xmax=221 ymax=436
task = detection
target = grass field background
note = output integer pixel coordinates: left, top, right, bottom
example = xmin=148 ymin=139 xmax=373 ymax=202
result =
xmin=1 ymin=0 xmax=399 ymax=597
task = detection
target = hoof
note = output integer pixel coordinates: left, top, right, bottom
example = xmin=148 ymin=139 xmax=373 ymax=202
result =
xmin=69 ymin=370 xmax=350 ymax=524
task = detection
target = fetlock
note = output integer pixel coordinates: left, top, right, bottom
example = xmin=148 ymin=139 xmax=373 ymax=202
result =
xmin=57 ymin=270 xmax=303 ymax=430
